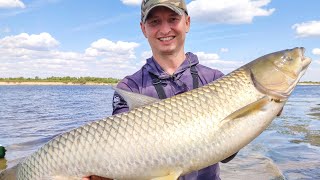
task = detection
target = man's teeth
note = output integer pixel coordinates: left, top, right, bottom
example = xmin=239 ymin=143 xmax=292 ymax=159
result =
xmin=160 ymin=37 xmax=174 ymax=41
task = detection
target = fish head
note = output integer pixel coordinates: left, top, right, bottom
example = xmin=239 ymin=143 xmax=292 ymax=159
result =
xmin=250 ymin=47 xmax=312 ymax=100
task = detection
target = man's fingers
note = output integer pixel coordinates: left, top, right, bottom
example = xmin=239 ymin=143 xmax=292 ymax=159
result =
xmin=277 ymin=107 xmax=284 ymax=116
xmin=82 ymin=176 xmax=112 ymax=180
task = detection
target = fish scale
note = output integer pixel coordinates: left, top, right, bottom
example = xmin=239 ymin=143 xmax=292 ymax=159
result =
xmin=0 ymin=48 xmax=311 ymax=180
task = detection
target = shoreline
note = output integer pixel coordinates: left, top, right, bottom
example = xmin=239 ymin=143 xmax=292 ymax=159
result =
xmin=0 ymin=82 xmax=115 ymax=86
xmin=0 ymin=82 xmax=319 ymax=86
xmin=297 ymin=83 xmax=320 ymax=86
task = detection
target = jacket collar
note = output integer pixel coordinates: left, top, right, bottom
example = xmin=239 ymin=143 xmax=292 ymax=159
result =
xmin=144 ymin=52 xmax=199 ymax=79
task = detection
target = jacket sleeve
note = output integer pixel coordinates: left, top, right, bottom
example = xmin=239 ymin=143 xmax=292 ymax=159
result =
xmin=221 ymin=152 xmax=238 ymax=163
xmin=112 ymin=82 xmax=132 ymax=115
xmin=214 ymin=70 xmax=224 ymax=81
xmin=112 ymin=92 xmax=128 ymax=115
xmin=112 ymin=78 xmax=140 ymax=115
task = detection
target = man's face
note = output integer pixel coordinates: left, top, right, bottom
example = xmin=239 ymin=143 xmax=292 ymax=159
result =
xmin=140 ymin=6 xmax=190 ymax=56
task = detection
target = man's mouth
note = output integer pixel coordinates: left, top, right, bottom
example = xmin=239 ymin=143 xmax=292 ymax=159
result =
xmin=159 ymin=36 xmax=175 ymax=41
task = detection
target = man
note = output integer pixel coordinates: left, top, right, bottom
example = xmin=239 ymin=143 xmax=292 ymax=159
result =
xmin=85 ymin=0 xmax=236 ymax=179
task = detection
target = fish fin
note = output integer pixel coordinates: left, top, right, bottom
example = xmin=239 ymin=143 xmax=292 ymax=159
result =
xmin=0 ymin=165 xmax=18 ymax=180
xmin=224 ymin=96 xmax=270 ymax=121
xmin=113 ymin=86 xmax=160 ymax=110
xmin=151 ymin=170 xmax=182 ymax=180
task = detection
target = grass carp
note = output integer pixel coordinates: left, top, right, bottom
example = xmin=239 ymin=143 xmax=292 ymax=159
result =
xmin=0 ymin=47 xmax=311 ymax=180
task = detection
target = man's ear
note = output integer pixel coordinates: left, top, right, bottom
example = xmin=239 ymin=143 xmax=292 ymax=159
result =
xmin=185 ymin=15 xmax=191 ymax=33
xmin=140 ymin=22 xmax=147 ymax=38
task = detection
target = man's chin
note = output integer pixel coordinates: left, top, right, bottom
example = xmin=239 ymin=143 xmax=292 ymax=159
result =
xmin=157 ymin=46 xmax=177 ymax=55
xmin=159 ymin=50 xmax=176 ymax=55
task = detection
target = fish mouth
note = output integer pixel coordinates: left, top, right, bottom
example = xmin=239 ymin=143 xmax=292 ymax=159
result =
xmin=285 ymin=48 xmax=312 ymax=95
xmin=301 ymin=52 xmax=312 ymax=72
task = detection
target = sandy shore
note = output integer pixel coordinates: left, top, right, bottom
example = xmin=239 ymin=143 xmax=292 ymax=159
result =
xmin=0 ymin=82 xmax=113 ymax=86
xmin=297 ymin=83 xmax=320 ymax=86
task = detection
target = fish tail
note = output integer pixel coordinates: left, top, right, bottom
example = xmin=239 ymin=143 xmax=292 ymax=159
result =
xmin=0 ymin=165 xmax=18 ymax=180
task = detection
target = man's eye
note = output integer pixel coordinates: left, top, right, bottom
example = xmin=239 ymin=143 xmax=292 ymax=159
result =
xmin=169 ymin=17 xmax=181 ymax=24
xmin=170 ymin=17 xmax=178 ymax=22
xmin=148 ymin=19 xmax=160 ymax=25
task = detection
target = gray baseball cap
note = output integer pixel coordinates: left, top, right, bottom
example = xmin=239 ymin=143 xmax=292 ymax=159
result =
xmin=141 ymin=0 xmax=188 ymax=23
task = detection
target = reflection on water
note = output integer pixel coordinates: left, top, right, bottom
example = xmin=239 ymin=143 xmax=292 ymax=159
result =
xmin=308 ymin=104 xmax=320 ymax=119
xmin=221 ymin=152 xmax=285 ymax=180
xmin=0 ymin=85 xmax=319 ymax=179
xmin=267 ymin=87 xmax=320 ymax=149
xmin=289 ymin=129 xmax=320 ymax=147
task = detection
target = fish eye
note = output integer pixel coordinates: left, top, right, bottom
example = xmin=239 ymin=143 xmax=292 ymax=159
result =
xmin=281 ymin=55 xmax=293 ymax=62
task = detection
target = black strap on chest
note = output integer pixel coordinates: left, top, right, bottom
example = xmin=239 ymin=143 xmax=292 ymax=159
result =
xmin=149 ymin=72 xmax=167 ymax=99
xmin=190 ymin=65 xmax=199 ymax=89
xmin=149 ymin=66 xmax=199 ymax=99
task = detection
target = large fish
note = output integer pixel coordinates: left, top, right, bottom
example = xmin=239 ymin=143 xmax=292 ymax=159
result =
xmin=0 ymin=47 xmax=311 ymax=180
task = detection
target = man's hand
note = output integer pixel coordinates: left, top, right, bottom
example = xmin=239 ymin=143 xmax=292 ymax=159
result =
xmin=82 ymin=176 xmax=111 ymax=180
xmin=221 ymin=152 xmax=238 ymax=163
xmin=277 ymin=107 xmax=284 ymax=116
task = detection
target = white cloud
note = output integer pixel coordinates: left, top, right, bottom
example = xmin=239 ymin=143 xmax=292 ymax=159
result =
xmin=292 ymin=21 xmax=320 ymax=38
xmin=121 ymin=0 xmax=141 ymax=6
xmin=0 ymin=0 xmax=25 ymax=9
xmin=137 ymin=50 xmax=152 ymax=65
xmin=141 ymin=50 xmax=152 ymax=63
xmin=312 ymin=48 xmax=320 ymax=55
xmin=120 ymin=0 xmax=275 ymax=24
xmin=0 ymin=32 xmax=59 ymax=51
xmin=141 ymin=50 xmax=152 ymax=60
xmin=187 ymin=0 xmax=275 ymax=24
xmin=85 ymin=38 xmax=140 ymax=59
xmin=195 ymin=51 xmax=244 ymax=73
xmin=196 ymin=51 xmax=220 ymax=60
xmin=0 ymin=33 xmax=141 ymax=79
xmin=220 ymin=48 xmax=229 ymax=53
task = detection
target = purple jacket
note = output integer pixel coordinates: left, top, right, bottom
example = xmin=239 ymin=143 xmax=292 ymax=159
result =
xmin=112 ymin=52 xmax=224 ymax=180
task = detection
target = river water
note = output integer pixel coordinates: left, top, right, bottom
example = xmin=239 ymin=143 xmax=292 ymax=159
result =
xmin=0 ymin=85 xmax=319 ymax=179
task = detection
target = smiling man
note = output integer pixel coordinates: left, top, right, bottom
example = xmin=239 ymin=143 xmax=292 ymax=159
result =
xmin=85 ymin=0 xmax=236 ymax=179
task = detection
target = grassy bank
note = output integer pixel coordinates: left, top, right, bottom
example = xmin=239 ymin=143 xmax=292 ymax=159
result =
xmin=0 ymin=77 xmax=319 ymax=86
xmin=298 ymin=81 xmax=320 ymax=85
xmin=0 ymin=76 xmax=120 ymax=85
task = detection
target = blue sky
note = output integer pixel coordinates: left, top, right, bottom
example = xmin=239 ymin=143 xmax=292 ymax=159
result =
xmin=0 ymin=0 xmax=319 ymax=81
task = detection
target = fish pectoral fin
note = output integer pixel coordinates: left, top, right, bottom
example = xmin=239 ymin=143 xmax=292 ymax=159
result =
xmin=151 ymin=170 xmax=183 ymax=180
xmin=113 ymin=86 xmax=160 ymax=110
xmin=224 ymin=96 xmax=270 ymax=121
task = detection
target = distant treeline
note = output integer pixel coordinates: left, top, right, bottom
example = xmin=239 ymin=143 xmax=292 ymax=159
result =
xmin=299 ymin=81 xmax=320 ymax=84
xmin=0 ymin=76 xmax=120 ymax=84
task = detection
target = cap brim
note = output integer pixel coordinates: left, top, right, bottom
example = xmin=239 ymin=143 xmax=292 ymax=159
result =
xmin=142 ymin=4 xmax=184 ymax=23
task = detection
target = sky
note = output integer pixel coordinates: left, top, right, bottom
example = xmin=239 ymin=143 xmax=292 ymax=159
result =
xmin=0 ymin=0 xmax=319 ymax=81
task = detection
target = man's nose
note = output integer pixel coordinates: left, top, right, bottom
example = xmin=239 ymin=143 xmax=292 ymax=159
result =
xmin=159 ymin=21 xmax=171 ymax=35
